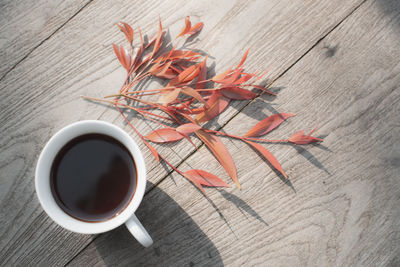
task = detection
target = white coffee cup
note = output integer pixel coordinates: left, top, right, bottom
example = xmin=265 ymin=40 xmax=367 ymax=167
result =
xmin=35 ymin=120 xmax=153 ymax=247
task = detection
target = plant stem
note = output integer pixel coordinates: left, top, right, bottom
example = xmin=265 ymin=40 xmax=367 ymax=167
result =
xmin=206 ymin=129 xmax=288 ymax=143
xmin=81 ymin=96 xmax=173 ymax=121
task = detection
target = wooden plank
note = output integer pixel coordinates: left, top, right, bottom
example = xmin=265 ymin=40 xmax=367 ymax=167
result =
xmin=0 ymin=0 xmax=91 ymax=79
xmin=0 ymin=0 xmax=364 ymax=265
xmin=68 ymin=0 xmax=400 ymax=265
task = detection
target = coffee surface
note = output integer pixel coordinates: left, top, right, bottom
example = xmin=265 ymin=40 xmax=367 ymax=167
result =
xmin=50 ymin=134 xmax=136 ymax=222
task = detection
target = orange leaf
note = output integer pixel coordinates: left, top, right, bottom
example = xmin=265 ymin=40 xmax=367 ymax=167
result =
xmin=288 ymin=129 xmax=323 ymax=145
xmin=168 ymin=64 xmax=200 ymax=86
xmin=176 ymin=123 xmax=202 ymax=135
xmin=146 ymin=128 xmax=184 ymax=143
xmin=184 ymin=169 xmax=230 ymax=187
xmin=221 ymin=87 xmax=258 ymax=100
xmin=195 ymin=130 xmax=240 ymax=188
xmin=244 ymin=113 xmax=296 ymax=137
xmin=181 ymin=87 xmax=208 ymax=107
xmin=196 ymin=92 xmax=229 ymax=123
xmin=188 ymin=107 xmax=205 ymax=114
xmin=179 ymin=64 xmax=201 ymax=83
xmin=245 ymin=141 xmax=287 ymax=178
xmin=177 ymin=16 xmax=191 ymax=37
xmin=212 ymin=69 xmax=232 ymax=82
xmin=187 ymin=22 xmax=204 ymax=36
xmin=157 ymin=88 xmax=181 ymax=105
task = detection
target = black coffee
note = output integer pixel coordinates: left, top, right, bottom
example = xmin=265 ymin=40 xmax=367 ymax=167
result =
xmin=50 ymin=133 xmax=137 ymax=222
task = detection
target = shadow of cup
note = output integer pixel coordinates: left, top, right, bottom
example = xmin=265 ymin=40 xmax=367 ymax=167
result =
xmin=88 ymin=183 xmax=223 ymax=266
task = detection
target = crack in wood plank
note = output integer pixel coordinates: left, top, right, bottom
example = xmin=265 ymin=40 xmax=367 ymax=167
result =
xmin=0 ymin=0 xmax=94 ymax=82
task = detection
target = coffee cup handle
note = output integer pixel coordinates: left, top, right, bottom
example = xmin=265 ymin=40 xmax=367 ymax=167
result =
xmin=125 ymin=214 xmax=153 ymax=247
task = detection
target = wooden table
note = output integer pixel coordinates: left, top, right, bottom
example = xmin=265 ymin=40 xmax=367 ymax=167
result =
xmin=1 ymin=0 xmax=399 ymax=266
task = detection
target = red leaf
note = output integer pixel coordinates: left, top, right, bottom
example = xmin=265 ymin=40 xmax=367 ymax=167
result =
xmin=196 ymin=56 xmax=208 ymax=89
xmin=170 ymin=64 xmax=183 ymax=74
xmin=138 ymin=28 xmax=144 ymax=50
xmin=150 ymin=61 xmax=172 ymax=77
xmin=177 ymin=16 xmax=191 ymax=37
xmin=237 ymin=48 xmax=250 ymax=69
xmin=145 ymin=30 xmax=165 ymax=49
xmin=221 ymin=87 xmax=258 ymax=100
xmin=123 ymin=22 xmax=134 ymax=42
xmin=184 ymin=169 xmax=230 ymax=187
xmin=234 ymin=73 xmax=255 ymax=85
xmin=157 ymin=105 xmax=181 ymax=123
xmin=187 ymin=22 xmax=204 ymax=36
xmin=113 ymin=43 xmax=123 ymax=64
xmin=148 ymin=62 xmax=162 ymax=73
xmin=117 ymin=22 xmax=134 ymax=43
xmin=158 ymin=88 xmax=181 ymax=105
xmin=180 ymin=112 xmax=197 ymax=124
xmin=119 ymin=45 xmax=131 ymax=70
xmin=144 ymin=139 xmax=160 ymax=162
xmin=131 ymin=29 xmax=144 ymax=71
xmin=156 ymin=49 xmax=200 ymax=62
xmin=215 ymin=68 xmax=242 ymax=85
xmin=112 ymin=44 xmax=131 ymax=71
xmin=196 ymin=91 xmax=229 ymax=123
xmin=244 ymin=113 xmax=296 ymax=137
xmin=195 ymin=130 xmax=240 ymax=188
xmin=288 ymin=129 xmax=323 ymax=145
xmin=245 ymin=141 xmax=287 ymax=178
xmin=145 ymin=128 xmax=184 ymax=143
xmin=152 ymin=17 xmax=163 ymax=56
xmin=179 ymin=132 xmax=198 ymax=149
xmin=176 ymin=123 xmax=202 ymax=135
xmin=157 ymin=68 xmax=176 ymax=79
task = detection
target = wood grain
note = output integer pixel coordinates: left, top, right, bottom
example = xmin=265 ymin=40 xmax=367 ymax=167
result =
xmin=0 ymin=0 xmax=365 ymax=265
xmin=69 ymin=0 xmax=400 ymax=266
xmin=0 ymin=0 xmax=91 ymax=80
